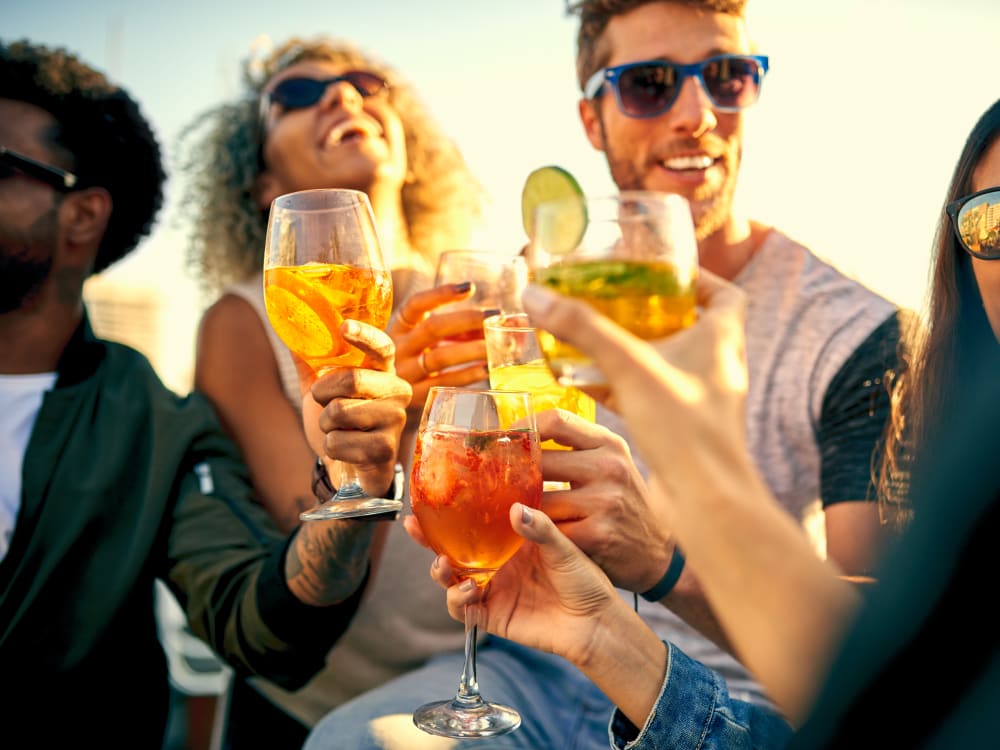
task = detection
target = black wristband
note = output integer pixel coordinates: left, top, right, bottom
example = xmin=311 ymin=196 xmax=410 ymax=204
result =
xmin=640 ymin=546 xmax=685 ymax=602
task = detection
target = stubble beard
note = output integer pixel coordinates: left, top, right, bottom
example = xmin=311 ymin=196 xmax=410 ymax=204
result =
xmin=0 ymin=205 xmax=59 ymax=314
xmin=600 ymin=120 xmax=741 ymax=243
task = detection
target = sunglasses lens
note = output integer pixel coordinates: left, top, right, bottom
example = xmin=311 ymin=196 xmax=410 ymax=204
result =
xmin=617 ymin=63 xmax=679 ymax=117
xmin=956 ymin=191 xmax=1000 ymax=258
xmin=342 ymin=71 xmax=387 ymax=96
xmin=269 ymin=72 xmax=386 ymax=112
xmin=702 ymin=57 xmax=762 ymax=110
xmin=271 ymin=78 xmax=328 ymax=109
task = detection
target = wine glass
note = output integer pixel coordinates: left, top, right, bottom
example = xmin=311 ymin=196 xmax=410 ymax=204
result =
xmin=433 ymin=250 xmax=526 ymax=330
xmin=409 ymin=386 xmax=543 ymax=738
xmin=263 ymin=188 xmax=400 ymax=520
xmin=527 ymin=191 xmax=699 ymax=402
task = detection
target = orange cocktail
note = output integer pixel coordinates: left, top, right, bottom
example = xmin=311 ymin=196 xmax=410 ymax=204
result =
xmin=410 ymin=426 xmax=542 ymax=587
xmin=264 ymin=261 xmax=392 ymax=374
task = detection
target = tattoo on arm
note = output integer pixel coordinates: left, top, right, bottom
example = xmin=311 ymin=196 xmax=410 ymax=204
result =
xmin=285 ymin=522 xmax=375 ymax=606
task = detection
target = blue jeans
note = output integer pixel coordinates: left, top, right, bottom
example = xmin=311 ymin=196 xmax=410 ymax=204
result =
xmin=303 ymin=637 xmax=614 ymax=750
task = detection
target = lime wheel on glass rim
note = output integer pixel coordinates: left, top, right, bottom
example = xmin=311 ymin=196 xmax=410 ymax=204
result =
xmin=520 ymin=165 xmax=587 ymax=255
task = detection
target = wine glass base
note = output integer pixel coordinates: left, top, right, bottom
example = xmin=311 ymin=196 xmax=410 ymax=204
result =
xmin=413 ymin=698 xmax=521 ymax=739
xmin=300 ymin=496 xmax=403 ymax=521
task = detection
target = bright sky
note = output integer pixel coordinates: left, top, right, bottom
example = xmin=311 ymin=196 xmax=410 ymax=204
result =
xmin=8 ymin=0 xmax=1000 ymax=391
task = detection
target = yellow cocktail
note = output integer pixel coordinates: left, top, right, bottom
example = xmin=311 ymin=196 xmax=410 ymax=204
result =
xmin=484 ymin=313 xmax=596 ymax=453
xmin=528 ymin=191 xmax=699 ymax=400
xmin=264 ymin=261 xmax=392 ymax=375
xmin=489 ymin=359 xmax=595 ymax=450
xmin=532 ymin=257 xmax=696 ymax=395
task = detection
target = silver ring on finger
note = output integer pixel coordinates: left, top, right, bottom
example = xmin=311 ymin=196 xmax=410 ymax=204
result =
xmin=418 ymin=349 xmax=432 ymax=378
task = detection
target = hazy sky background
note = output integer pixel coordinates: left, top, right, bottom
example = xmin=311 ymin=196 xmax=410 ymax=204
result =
xmin=7 ymin=0 xmax=999 ymax=390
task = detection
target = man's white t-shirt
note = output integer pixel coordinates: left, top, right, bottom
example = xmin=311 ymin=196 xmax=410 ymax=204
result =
xmin=0 ymin=372 xmax=58 ymax=561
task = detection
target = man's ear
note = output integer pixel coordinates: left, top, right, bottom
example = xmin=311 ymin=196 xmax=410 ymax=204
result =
xmin=578 ymin=98 xmax=606 ymax=152
xmin=62 ymin=187 xmax=112 ymax=251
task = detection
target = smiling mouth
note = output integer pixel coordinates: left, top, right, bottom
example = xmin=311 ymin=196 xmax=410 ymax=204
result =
xmin=325 ymin=120 xmax=383 ymax=147
xmin=661 ymin=154 xmax=715 ymax=171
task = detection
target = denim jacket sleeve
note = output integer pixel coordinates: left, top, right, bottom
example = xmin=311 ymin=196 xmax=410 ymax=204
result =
xmin=609 ymin=642 xmax=794 ymax=750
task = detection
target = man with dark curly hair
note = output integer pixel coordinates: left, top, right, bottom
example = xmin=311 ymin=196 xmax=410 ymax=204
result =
xmin=0 ymin=38 xmax=412 ymax=746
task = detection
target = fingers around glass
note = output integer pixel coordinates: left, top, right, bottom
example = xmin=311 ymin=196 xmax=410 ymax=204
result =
xmin=262 ymin=188 xmax=398 ymax=520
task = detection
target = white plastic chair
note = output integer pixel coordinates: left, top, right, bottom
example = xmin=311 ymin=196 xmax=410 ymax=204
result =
xmin=155 ymin=581 xmax=233 ymax=750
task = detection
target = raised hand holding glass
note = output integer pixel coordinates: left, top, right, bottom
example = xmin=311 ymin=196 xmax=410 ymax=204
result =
xmin=263 ymin=188 xmax=399 ymax=520
xmin=409 ymin=387 xmax=543 ymax=737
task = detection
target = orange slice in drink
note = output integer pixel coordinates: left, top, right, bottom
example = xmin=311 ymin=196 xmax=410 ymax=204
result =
xmin=264 ymin=266 xmax=350 ymax=360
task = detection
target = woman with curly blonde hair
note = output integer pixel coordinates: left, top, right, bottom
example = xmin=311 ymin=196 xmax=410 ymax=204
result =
xmin=178 ymin=36 xmax=490 ymax=747
xmin=183 ymin=37 xmax=484 ymax=301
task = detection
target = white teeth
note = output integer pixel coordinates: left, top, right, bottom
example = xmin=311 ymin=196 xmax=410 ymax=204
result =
xmin=326 ymin=120 xmax=382 ymax=146
xmin=663 ymin=155 xmax=713 ymax=170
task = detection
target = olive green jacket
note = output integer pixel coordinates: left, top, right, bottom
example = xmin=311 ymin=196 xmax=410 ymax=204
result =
xmin=0 ymin=315 xmax=365 ymax=746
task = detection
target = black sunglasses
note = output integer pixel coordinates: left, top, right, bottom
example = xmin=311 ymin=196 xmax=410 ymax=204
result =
xmin=259 ymin=71 xmax=389 ymax=128
xmin=584 ymin=54 xmax=769 ymax=119
xmin=947 ymin=187 xmax=1000 ymax=260
xmin=0 ymin=146 xmax=77 ymax=191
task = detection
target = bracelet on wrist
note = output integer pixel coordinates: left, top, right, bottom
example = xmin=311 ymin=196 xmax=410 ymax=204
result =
xmin=640 ymin=546 xmax=685 ymax=602
xmin=312 ymin=458 xmax=336 ymax=503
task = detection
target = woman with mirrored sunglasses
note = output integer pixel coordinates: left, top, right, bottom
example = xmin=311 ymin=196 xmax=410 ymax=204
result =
xmin=879 ymin=98 xmax=1000 ymax=512
xmin=178 ymin=35 xmax=487 ymax=748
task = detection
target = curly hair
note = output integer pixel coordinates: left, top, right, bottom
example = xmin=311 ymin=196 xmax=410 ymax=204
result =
xmin=179 ymin=36 xmax=485 ymax=296
xmin=0 ymin=38 xmax=165 ymax=274
xmin=566 ymin=0 xmax=748 ymax=88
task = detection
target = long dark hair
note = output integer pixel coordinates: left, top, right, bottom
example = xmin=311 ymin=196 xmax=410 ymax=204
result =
xmin=879 ymin=99 xmax=1000 ymax=518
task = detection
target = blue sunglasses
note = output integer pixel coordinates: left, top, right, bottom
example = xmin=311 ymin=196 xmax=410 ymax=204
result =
xmin=584 ymin=54 xmax=769 ymax=118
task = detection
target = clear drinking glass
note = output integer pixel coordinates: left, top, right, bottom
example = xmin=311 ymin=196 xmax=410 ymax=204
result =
xmin=409 ymin=387 xmax=543 ymax=738
xmin=433 ymin=250 xmax=527 ymax=325
xmin=263 ymin=188 xmax=401 ymax=520
xmin=527 ymin=191 xmax=699 ymax=401
xmin=483 ymin=312 xmax=596 ymax=451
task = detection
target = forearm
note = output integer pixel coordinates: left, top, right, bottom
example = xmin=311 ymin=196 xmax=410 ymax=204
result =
xmin=573 ymin=598 xmax=669 ymax=728
xmin=661 ymin=568 xmax=735 ymax=654
xmin=649 ymin=448 xmax=860 ymax=722
xmin=285 ymin=519 xmax=376 ymax=606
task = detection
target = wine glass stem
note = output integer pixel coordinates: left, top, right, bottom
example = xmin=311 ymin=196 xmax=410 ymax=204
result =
xmin=335 ymin=461 xmax=366 ymax=499
xmin=454 ymin=603 xmax=484 ymax=707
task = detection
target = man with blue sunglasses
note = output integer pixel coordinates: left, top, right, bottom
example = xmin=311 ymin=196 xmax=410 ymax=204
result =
xmin=492 ymin=0 xmax=906 ymax=746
